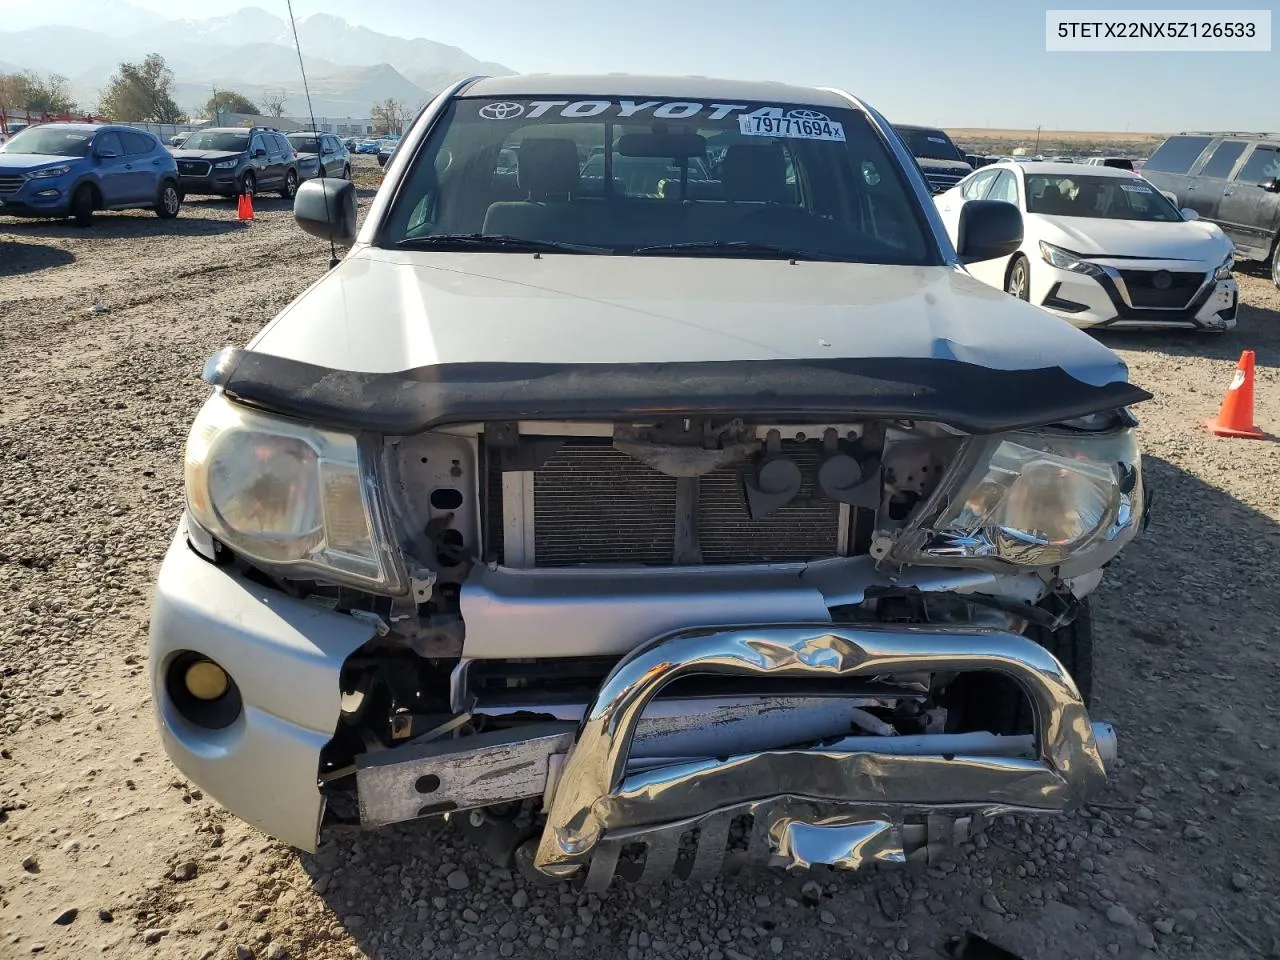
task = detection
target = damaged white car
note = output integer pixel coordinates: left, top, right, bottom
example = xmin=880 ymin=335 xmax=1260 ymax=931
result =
xmin=150 ymin=74 xmax=1150 ymax=890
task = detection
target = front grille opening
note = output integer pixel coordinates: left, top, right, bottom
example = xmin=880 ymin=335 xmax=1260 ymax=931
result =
xmin=1117 ymin=269 xmax=1203 ymax=309
xmin=509 ymin=438 xmax=850 ymax=568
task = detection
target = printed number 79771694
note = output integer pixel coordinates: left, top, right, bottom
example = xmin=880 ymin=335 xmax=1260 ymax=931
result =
xmin=738 ymin=115 xmax=846 ymax=142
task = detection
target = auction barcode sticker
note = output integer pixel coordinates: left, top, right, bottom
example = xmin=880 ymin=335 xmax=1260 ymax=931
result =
xmin=1046 ymin=9 xmax=1271 ymax=51
xmin=739 ymin=114 xmax=845 ymax=141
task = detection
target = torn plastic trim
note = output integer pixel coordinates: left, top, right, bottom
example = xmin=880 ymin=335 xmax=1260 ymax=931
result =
xmin=201 ymin=347 xmax=1151 ymax=437
xmin=533 ymin=623 xmax=1108 ymax=879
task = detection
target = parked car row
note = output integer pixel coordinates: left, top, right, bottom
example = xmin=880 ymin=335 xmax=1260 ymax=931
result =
xmin=0 ymin=121 xmax=354 ymax=226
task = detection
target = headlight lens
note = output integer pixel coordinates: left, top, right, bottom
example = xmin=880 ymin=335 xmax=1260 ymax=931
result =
xmin=1039 ymin=240 xmax=1104 ymax=278
xmin=213 ymin=159 xmax=239 ymax=169
xmin=898 ymin=430 xmax=1141 ymax=568
xmin=29 ymin=165 xmax=72 ymax=179
xmin=1214 ymin=251 xmax=1234 ymax=280
xmin=184 ymin=391 xmax=402 ymax=591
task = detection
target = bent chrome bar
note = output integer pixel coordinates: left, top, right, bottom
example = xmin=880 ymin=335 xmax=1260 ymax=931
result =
xmin=533 ymin=624 xmax=1108 ymax=879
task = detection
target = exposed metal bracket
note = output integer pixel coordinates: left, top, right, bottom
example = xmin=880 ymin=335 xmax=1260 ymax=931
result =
xmin=501 ymin=470 xmax=536 ymax=568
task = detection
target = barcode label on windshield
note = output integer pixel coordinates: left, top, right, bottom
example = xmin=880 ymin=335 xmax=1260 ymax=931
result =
xmin=739 ymin=114 xmax=846 ymax=141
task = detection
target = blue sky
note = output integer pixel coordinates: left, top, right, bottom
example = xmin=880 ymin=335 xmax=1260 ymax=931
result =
xmin=10 ymin=0 xmax=1278 ymax=130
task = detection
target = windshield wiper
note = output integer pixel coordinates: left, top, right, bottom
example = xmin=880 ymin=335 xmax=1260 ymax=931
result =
xmin=631 ymin=240 xmax=845 ymax=262
xmin=396 ymin=234 xmax=610 ymax=254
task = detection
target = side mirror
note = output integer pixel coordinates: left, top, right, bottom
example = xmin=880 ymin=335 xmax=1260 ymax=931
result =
xmin=1262 ymin=177 xmax=1280 ymax=193
xmin=956 ymin=199 xmax=1023 ymax=263
xmin=1180 ymin=208 xmax=1200 ymax=221
xmin=294 ymin=178 xmax=357 ymax=243
xmin=253 ymin=148 xmax=267 ymax=158
xmin=95 ymin=149 xmax=119 ymax=160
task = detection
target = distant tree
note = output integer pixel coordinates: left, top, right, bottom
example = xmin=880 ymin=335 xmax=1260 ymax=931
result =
xmin=202 ymin=90 xmax=259 ymax=119
xmin=98 ymin=53 xmax=185 ymax=123
xmin=370 ymin=98 xmax=409 ymax=135
xmin=262 ymin=90 xmax=288 ymax=118
xmin=0 ymin=70 xmax=77 ymax=115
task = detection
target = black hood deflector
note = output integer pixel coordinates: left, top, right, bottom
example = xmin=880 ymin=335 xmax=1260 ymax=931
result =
xmin=204 ymin=348 xmax=1151 ymax=436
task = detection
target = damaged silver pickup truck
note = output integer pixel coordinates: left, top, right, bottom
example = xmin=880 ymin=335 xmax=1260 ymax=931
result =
xmin=150 ymin=74 xmax=1150 ymax=890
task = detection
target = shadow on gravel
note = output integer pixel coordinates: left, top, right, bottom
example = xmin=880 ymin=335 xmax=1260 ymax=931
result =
xmin=183 ymin=195 xmax=296 ymax=210
xmin=0 ymin=239 xmax=75 ymax=276
xmin=0 ymin=213 xmax=247 ymax=239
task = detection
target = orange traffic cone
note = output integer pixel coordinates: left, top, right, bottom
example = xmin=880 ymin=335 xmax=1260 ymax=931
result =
xmin=236 ymin=192 xmax=254 ymax=222
xmin=1206 ymin=350 xmax=1265 ymax=439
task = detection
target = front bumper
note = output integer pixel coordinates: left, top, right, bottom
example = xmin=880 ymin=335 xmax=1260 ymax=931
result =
xmin=1034 ymin=260 xmax=1238 ymax=331
xmin=178 ymin=174 xmax=241 ymax=196
xmin=148 ymin=528 xmax=376 ymax=850
xmin=0 ymin=183 xmax=72 ymax=217
xmin=152 ymin=528 xmax=1113 ymax=876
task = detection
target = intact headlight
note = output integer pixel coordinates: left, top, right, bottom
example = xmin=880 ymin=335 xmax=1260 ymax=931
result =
xmin=1039 ymin=240 xmax=1104 ymax=278
xmin=213 ymin=159 xmax=238 ymax=169
xmin=29 ymin=165 xmax=72 ymax=179
xmin=184 ymin=391 xmax=402 ymax=591
xmin=1214 ymin=251 xmax=1234 ymax=280
xmin=894 ymin=429 xmax=1142 ymax=569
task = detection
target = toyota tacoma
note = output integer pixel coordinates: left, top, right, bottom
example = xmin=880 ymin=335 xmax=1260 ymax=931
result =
xmin=150 ymin=74 xmax=1149 ymax=891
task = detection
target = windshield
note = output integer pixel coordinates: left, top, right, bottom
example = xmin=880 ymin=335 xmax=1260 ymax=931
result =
xmin=896 ymin=128 xmax=963 ymax=162
xmin=1026 ymin=173 xmax=1181 ymax=221
xmin=381 ymin=96 xmax=934 ymax=263
xmin=1 ymin=127 xmax=92 ymax=157
xmin=182 ymin=131 xmax=249 ymax=152
xmin=289 ymin=136 xmax=320 ymax=153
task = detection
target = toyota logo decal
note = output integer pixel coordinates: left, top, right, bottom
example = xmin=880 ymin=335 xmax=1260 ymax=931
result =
xmin=479 ymin=101 xmax=525 ymax=120
xmin=786 ymin=109 xmax=830 ymax=122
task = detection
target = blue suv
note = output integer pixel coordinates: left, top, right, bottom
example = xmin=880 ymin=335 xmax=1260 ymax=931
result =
xmin=0 ymin=123 xmax=183 ymax=227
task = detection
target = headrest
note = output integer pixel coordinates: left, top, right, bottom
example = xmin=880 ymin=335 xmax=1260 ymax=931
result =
xmin=721 ymin=144 xmax=789 ymax=202
xmin=517 ymin=138 xmax=580 ymax=197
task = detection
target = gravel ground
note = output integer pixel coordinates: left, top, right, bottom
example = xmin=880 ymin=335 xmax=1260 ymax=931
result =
xmin=2 ymin=170 xmax=1279 ymax=960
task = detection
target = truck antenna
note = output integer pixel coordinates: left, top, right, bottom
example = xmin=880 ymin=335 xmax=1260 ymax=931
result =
xmin=285 ymin=0 xmax=340 ymax=268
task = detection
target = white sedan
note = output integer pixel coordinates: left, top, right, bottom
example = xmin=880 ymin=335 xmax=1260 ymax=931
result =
xmin=935 ymin=162 xmax=1238 ymax=332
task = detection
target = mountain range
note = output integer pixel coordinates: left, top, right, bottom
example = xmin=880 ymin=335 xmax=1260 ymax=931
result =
xmin=0 ymin=4 xmax=514 ymax=120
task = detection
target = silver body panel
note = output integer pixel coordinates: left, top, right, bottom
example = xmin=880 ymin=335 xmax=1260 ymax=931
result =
xmin=149 ymin=524 xmax=375 ymax=851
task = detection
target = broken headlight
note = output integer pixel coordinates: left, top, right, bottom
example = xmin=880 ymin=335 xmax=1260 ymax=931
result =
xmin=893 ymin=428 xmax=1142 ymax=569
xmin=183 ymin=391 xmax=403 ymax=591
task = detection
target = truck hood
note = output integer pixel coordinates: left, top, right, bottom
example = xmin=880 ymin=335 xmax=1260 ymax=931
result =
xmin=1033 ymin=214 xmax=1232 ymax=263
xmin=222 ymin=251 xmax=1147 ymax=434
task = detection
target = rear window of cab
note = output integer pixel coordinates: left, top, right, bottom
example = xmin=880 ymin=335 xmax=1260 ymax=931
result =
xmin=381 ymin=96 xmax=940 ymax=265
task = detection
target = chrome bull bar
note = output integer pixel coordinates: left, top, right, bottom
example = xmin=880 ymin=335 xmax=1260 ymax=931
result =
xmin=533 ymin=624 xmax=1111 ymax=886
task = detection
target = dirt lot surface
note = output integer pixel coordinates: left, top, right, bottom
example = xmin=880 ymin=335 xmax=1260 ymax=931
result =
xmin=2 ymin=167 xmax=1279 ymax=960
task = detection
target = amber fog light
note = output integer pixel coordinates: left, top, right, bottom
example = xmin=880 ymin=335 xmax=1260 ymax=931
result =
xmin=166 ymin=652 xmax=242 ymax=729
xmin=185 ymin=660 xmax=229 ymax=700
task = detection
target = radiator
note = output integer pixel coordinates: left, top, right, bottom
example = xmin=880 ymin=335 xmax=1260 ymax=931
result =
xmin=492 ymin=438 xmax=848 ymax=567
